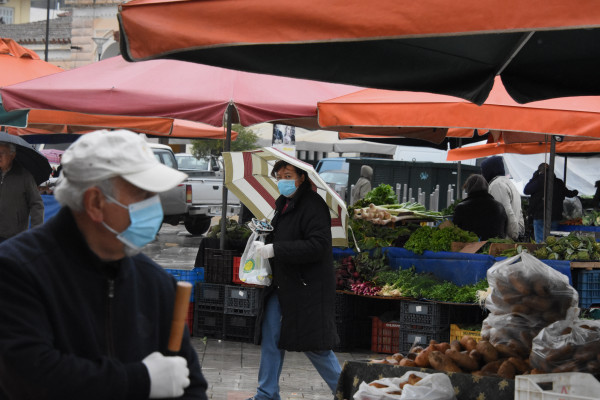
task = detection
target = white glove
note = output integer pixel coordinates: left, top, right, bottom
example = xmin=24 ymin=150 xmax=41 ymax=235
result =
xmin=259 ymin=243 xmax=274 ymax=259
xmin=252 ymin=241 xmax=265 ymax=253
xmin=252 ymin=241 xmax=274 ymax=258
xmin=142 ymin=351 xmax=190 ymax=399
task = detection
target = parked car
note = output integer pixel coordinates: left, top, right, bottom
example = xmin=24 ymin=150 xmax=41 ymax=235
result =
xmin=175 ymin=153 xmax=220 ymax=176
xmin=319 ymin=169 xmax=349 ymax=201
xmin=152 ymin=147 xmax=241 ymax=234
xmin=315 ymin=157 xmax=349 ymax=173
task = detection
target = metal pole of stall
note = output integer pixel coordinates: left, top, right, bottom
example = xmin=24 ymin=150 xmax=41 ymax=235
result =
xmin=543 ymin=136 xmax=557 ymax=241
xmin=219 ymin=103 xmax=234 ymax=250
xmin=44 ymin=0 xmax=50 ymax=61
xmin=456 ymin=138 xmax=463 ymax=200
xmin=564 ymin=157 xmax=568 ymax=186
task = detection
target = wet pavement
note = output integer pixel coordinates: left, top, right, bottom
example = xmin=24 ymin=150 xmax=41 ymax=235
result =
xmin=144 ymin=222 xmax=376 ymax=400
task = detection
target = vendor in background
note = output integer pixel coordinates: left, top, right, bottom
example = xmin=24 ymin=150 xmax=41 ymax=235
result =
xmin=351 ymin=165 xmax=373 ymax=205
xmin=592 ymin=180 xmax=600 ymax=209
xmin=480 ymin=155 xmax=524 ymax=241
xmin=453 ymin=174 xmax=508 ymax=240
xmin=524 ymin=162 xmax=578 ymax=243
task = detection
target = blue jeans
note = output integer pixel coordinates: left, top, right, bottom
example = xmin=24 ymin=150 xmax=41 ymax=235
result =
xmin=533 ymin=219 xmax=559 ymax=243
xmin=254 ymin=294 xmax=341 ymax=400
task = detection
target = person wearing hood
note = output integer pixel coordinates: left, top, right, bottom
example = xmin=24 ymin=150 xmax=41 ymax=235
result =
xmin=480 ymin=156 xmax=524 ymax=241
xmin=453 ymin=174 xmax=508 ymax=240
xmin=524 ymin=162 xmax=578 ymax=243
xmin=351 ymin=165 xmax=373 ymax=204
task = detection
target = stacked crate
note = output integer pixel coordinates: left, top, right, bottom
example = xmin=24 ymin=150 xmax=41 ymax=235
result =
xmin=399 ymin=300 xmax=450 ymax=353
xmin=334 ymin=292 xmax=355 ymax=351
xmin=165 ymin=268 xmax=204 ymax=336
xmin=194 ymin=283 xmax=226 ymax=339
xmin=194 ymin=282 xmax=263 ymax=343
xmin=223 ymin=285 xmax=262 ymax=343
xmin=204 ymin=249 xmax=240 ymax=284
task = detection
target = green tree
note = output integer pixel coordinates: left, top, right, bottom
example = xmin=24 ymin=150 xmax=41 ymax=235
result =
xmin=191 ymin=124 xmax=259 ymax=158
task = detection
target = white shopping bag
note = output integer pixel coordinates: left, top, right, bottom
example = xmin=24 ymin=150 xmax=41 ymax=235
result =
xmin=238 ymin=231 xmax=272 ymax=286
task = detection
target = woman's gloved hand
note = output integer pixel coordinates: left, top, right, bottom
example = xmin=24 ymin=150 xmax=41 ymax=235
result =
xmin=253 ymin=241 xmax=274 ymax=258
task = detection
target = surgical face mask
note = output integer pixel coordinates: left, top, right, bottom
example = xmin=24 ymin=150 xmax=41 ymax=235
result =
xmin=277 ymin=179 xmax=297 ymax=197
xmin=102 ymin=193 xmax=164 ymax=255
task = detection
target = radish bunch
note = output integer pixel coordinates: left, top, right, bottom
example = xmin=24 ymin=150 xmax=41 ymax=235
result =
xmin=350 ymin=281 xmax=381 ymax=296
xmin=335 ymin=257 xmax=361 ymax=290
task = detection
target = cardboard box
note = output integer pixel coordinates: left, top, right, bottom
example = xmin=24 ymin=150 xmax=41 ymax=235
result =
xmin=488 ymin=243 xmax=543 ymax=256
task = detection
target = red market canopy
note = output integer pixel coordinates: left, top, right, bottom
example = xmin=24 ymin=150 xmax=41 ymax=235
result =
xmin=1 ymin=56 xmax=361 ymax=128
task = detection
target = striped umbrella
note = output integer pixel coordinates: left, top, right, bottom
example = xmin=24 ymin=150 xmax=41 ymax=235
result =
xmin=223 ymin=147 xmax=348 ymax=247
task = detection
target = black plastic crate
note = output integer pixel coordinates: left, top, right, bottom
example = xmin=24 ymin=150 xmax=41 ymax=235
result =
xmin=400 ymin=300 xmax=449 ymax=328
xmin=335 ymin=292 xmax=355 ymax=318
xmin=399 ymin=324 xmax=450 ymax=354
xmin=334 ymin=320 xmax=354 ymax=352
xmin=224 ymin=285 xmax=262 ymax=315
xmin=193 ymin=309 xmax=224 ymax=339
xmin=195 ymin=282 xmax=226 ymax=311
xmin=223 ymin=314 xmax=257 ymax=343
xmin=204 ymin=249 xmax=239 ymax=283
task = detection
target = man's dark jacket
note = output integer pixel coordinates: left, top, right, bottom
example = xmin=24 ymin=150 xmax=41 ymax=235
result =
xmin=0 ymin=207 xmax=207 ymax=400
xmin=453 ymin=190 xmax=508 ymax=240
xmin=523 ymin=171 xmax=578 ymax=220
xmin=265 ymin=180 xmax=338 ymax=352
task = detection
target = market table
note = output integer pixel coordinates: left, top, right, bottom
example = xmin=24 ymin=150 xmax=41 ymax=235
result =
xmin=336 ymin=360 xmax=515 ymax=400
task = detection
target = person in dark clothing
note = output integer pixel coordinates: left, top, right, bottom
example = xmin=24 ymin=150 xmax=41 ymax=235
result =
xmin=592 ymin=180 xmax=600 ymax=209
xmin=248 ymin=160 xmax=340 ymax=400
xmin=453 ymin=174 xmax=508 ymax=240
xmin=523 ymin=162 xmax=579 ymax=243
xmin=0 ymin=130 xmax=207 ymax=400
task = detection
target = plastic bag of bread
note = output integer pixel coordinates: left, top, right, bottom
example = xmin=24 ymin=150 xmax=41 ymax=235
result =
xmin=353 ymin=371 xmax=456 ymax=400
xmin=482 ymin=253 xmax=579 ymax=353
xmin=530 ymin=318 xmax=600 ymax=375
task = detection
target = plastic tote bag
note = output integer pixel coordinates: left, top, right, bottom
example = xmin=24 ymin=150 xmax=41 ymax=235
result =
xmin=238 ymin=231 xmax=272 ymax=286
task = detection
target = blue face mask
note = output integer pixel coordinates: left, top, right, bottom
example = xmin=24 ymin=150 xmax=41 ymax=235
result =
xmin=102 ymin=194 xmax=164 ymax=254
xmin=277 ymin=179 xmax=297 ymax=197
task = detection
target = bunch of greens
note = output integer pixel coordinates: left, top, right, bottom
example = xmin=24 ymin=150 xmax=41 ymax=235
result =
xmin=348 ymin=218 xmax=414 ymax=250
xmin=363 ymin=184 xmax=397 ymax=205
xmin=533 ymin=234 xmax=600 ymax=261
xmin=353 ymin=248 xmax=391 ymax=282
xmin=404 ymin=225 xmax=478 ymax=255
xmin=207 ymin=219 xmax=252 ymax=240
xmin=373 ymin=267 xmax=488 ymax=303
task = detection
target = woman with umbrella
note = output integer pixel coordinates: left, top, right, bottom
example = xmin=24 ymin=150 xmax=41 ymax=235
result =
xmin=0 ymin=139 xmax=45 ymax=242
xmin=250 ymin=160 xmax=341 ymax=400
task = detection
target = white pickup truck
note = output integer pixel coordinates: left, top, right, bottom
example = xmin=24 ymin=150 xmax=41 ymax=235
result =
xmin=151 ymin=145 xmax=241 ymax=234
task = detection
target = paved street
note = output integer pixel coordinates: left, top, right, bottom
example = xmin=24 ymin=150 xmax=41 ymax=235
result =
xmin=143 ymin=221 xmax=375 ymax=400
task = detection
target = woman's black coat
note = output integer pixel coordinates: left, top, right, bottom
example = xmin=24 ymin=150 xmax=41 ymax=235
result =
xmin=264 ymin=180 xmax=338 ymax=352
xmin=453 ymin=190 xmax=508 ymax=240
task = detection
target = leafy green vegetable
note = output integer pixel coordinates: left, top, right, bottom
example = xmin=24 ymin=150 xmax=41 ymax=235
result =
xmin=207 ymin=219 xmax=252 ymax=240
xmin=363 ymin=184 xmax=397 ymax=206
xmin=373 ymin=267 xmax=488 ymax=303
xmin=404 ymin=225 xmax=478 ymax=255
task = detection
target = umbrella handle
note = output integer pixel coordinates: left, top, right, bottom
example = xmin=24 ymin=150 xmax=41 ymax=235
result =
xmin=167 ymin=281 xmax=193 ymax=353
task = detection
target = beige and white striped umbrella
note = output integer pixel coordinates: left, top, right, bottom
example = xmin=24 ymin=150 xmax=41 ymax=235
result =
xmin=223 ymin=147 xmax=348 ymax=247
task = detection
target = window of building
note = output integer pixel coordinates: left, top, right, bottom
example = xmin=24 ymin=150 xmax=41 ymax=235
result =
xmin=0 ymin=7 xmax=14 ymax=24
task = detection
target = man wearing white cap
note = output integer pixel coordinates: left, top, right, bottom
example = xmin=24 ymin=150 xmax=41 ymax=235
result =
xmin=0 ymin=130 xmax=207 ymax=399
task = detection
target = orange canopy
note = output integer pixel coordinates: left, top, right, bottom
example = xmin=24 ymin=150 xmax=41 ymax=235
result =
xmin=0 ymin=38 xmax=63 ymax=86
xmin=447 ymin=131 xmax=600 ymax=161
xmin=6 ymin=110 xmax=236 ymax=139
xmin=319 ymin=77 xmax=600 ymax=139
xmin=118 ymin=0 xmax=600 ymax=104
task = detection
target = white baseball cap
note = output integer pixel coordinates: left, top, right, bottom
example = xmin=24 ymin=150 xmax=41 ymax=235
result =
xmin=61 ymin=129 xmax=187 ymax=192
